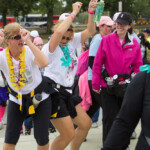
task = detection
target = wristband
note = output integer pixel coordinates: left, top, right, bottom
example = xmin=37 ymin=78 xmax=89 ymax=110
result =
xmin=88 ymin=9 xmax=94 ymax=15
xmin=69 ymin=12 xmax=77 ymax=21
xmin=69 ymin=14 xmax=75 ymax=21
xmin=71 ymin=12 xmax=77 ymax=17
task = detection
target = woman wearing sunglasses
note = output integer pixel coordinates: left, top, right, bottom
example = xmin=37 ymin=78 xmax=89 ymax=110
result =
xmin=42 ymin=1 xmax=97 ymax=149
xmin=1 ymin=23 xmax=51 ymax=150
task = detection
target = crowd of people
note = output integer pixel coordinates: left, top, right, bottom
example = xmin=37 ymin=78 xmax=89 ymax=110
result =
xmin=0 ymin=0 xmax=150 ymax=150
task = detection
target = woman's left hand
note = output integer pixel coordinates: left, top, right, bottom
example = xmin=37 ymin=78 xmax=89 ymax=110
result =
xmin=89 ymin=0 xmax=98 ymax=12
xmin=20 ymin=28 xmax=31 ymax=43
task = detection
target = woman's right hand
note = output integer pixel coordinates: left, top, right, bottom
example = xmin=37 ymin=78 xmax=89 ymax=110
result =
xmin=93 ymin=89 xmax=100 ymax=94
xmin=72 ymin=2 xmax=83 ymax=15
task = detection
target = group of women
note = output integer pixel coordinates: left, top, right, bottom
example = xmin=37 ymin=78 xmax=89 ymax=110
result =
xmin=0 ymin=0 xmax=149 ymax=149
xmin=0 ymin=0 xmax=97 ymax=150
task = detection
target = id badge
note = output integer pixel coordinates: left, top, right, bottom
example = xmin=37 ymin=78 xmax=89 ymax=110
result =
xmin=18 ymin=92 xmax=22 ymax=105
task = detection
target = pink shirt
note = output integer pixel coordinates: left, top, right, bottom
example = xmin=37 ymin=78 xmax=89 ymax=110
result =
xmin=92 ymin=32 xmax=143 ymax=90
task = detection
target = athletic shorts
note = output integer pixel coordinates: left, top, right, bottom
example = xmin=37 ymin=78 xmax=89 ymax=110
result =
xmin=5 ymin=97 xmax=51 ymax=146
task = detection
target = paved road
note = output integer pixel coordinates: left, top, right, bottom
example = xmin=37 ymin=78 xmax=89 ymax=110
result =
xmin=0 ymin=108 xmax=140 ymax=150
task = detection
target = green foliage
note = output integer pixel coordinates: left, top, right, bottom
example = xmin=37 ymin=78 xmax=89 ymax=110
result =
xmin=0 ymin=0 xmax=149 ymax=30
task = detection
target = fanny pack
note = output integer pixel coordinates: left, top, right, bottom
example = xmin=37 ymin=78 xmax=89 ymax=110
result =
xmin=102 ymin=69 xmax=131 ymax=98
xmin=7 ymin=79 xmax=45 ymax=115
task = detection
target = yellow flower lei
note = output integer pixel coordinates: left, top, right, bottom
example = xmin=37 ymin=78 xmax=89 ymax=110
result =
xmin=5 ymin=46 xmax=26 ymax=90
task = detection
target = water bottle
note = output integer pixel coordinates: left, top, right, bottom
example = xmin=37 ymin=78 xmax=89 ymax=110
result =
xmin=32 ymin=94 xmax=42 ymax=108
xmin=105 ymin=77 xmax=114 ymax=95
xmin=131 ymin=72 xmax=136 ymax=79
xmin=93 ymin=0 xmax=105 ymax=23
xmin=106 ymin=77 xmax=114 ymax=86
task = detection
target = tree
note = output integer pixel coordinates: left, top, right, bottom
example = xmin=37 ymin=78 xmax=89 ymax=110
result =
xmin=0 ymin=0 xmax=38 ymax=27
xmin=0 ymin=0 xmax=9 ymax=26
xmin=36 ymin=0 xmax=65 ymax=34
xmin=10 ymin=0 xmax=38 ymax=18
xmin=132 ymin=0 xmax=150 ymax=18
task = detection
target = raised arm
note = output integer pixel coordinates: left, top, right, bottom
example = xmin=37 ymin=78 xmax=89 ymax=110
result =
xmin=81 ymin=0 xmax=97 ymax=44
xmin=20 ymin=29 xmax=49 ymax=68
xmin=49 ymin=2 xmax=82 ymax=53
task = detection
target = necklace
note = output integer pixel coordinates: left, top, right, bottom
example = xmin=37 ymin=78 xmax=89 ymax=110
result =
xmin=5 ymin=46 xmax=26 ymax=90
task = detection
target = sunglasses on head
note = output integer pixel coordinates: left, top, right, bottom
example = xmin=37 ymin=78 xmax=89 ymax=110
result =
xmin=8 ymin=34 xmax=21 ymax=40
xmin=62 ymin=36 xmax=71 ymax=41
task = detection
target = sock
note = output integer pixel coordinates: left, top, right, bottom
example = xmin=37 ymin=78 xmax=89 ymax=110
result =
xmin=0 ymin=106 xmax=6 ymax=122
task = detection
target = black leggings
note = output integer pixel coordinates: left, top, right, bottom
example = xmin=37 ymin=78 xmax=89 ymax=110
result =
xmin=5 ymin=97 xmax=51 ymax=146
xmin=87 ymin=80 xmax=101 ymax=118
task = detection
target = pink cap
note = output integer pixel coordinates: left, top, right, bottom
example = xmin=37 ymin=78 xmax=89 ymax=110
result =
xmin=96 ymin=16 xmax=114 ymax=27
xmin=33 ymin=37 xmax=43 ymax=44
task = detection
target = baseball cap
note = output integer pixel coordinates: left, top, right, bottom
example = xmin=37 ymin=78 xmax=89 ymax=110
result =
xmin=113 ymin=12 xmax=121 ymax=22
xmin=59 ymin=13 xmax=70 ymax=21
xmin=116 ymin=12 xmax=132 ymax=25
xmin=30 ymin=30 xmax=39 ymax=38
xmin=96 ymin=16 xmax=114 ymax=27
xmin=143 ymin=28 xmax=150 ymax=34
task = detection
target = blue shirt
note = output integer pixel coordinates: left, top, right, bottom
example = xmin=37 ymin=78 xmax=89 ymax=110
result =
xmin=88 ymin=34 xmax=102 ymax=80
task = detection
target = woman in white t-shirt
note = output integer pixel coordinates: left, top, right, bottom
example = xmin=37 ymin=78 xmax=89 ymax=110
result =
xmin=1 ymin=23 xmax=51 ymax=150
xmin=42 ymin=1 xmax=97 ymax=149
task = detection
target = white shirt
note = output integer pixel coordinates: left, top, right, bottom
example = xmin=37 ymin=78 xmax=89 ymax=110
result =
xmin=0 ymin=46 xmax=49 ymax=104
xmin=42 ymin=33 xmax=81 ymax=88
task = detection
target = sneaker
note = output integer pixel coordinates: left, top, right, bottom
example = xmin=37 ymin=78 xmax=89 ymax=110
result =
xmin=0 ymin=122 xmax=3 ymax=130
xmin=91 ymin=122 xmax=98 ymax=128
xmin=25 ymin=128 xmax=31 ymax=135
xmin=130 ymin=131 xmax=136 ymax=139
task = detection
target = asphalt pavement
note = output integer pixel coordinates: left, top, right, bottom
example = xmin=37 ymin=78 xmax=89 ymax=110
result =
xmin=0 ymin=108 xmax=141 ymax=150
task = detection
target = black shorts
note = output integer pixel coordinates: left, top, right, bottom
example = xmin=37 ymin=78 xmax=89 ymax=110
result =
xmin=51 ymin=76 xmax=82 ymax=119
xmin=5 ymin=97 xmax=51 ymax=146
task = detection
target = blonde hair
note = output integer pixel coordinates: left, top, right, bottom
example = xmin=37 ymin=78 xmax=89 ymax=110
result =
xmin=4 ymin=22 xmax=21 ymax=41
xmin=52 ymin=20 xmax=74 ymax=41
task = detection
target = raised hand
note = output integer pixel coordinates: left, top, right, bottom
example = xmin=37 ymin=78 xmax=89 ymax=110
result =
xmin=93 ymin=89 xmax=100 ymax=94
xmin=20 ymin=28 xmax=31 ymax=43
xmin=89 ymin=0 xmax=98 ymax=12
xmin=72 ymin=2 xmax=83 ymax=15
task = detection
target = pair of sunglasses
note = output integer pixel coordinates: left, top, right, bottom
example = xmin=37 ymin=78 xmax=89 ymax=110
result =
xmin=8 ymin=34 xmax=21 ymax=40
xmin=62 ymin=36 xmax=71 ymax=41
xmin=36 ymin=44 xmax=44 ymax=47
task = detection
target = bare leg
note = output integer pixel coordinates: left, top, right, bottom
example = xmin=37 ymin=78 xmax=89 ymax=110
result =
xmin=37 ymin=142 xmax=49 ymax=150
xmin=70 ymin=104 xmax=92 ymax=150
xmin=3 ymin=143 xmax=15 ymax=150
xmin=50 ymin=116 xmax=75 ymax=150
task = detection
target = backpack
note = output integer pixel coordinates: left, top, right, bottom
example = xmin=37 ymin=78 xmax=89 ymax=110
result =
xmin=75 ymin=49 xmax=89 ymax=76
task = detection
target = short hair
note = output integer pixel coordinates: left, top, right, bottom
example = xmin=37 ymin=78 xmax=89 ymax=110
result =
xmin=52 ymin=20 xmax=74 ymax=41
xmin=4 ymin=22 xmax=21 ymax=40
